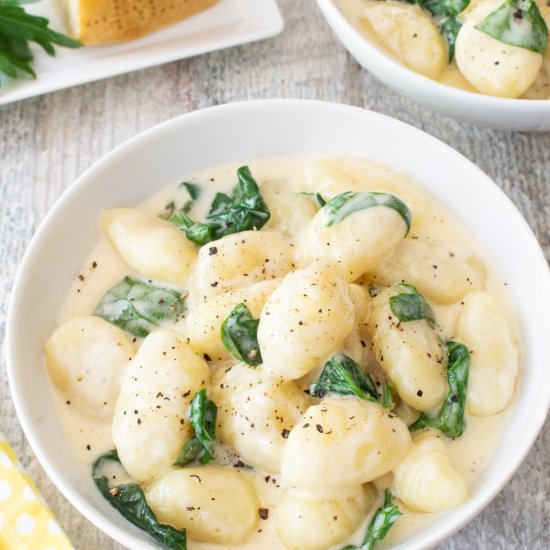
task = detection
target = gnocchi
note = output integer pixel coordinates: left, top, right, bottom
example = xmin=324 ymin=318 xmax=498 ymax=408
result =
xmin=45 ymin=315 xmax=135 ymax=417
xmin=298 ymin=198 xmax=409 ymax=281
xmin=393 ymin=433 xmax=469 ymax=512
xmin=366 ymin=286 xmax=448 ymax=411
xmin=44 ymin=157 xmax=520 ymax=549
xmin=276 ymin=486 xmax=375 ymax=550
xmin=300 ymin=157 xmax=427 ymax=226
xmin=112 ymin=330 xmax=209 ymax=482
xmin=370 ymin=238 xmax=486 ymax=304
xmin=281 ymin=397 xmax=411 ymax=494
xmin=145 ymin=466 xmax=259 ymax=544
xmin=212 ymin=363 xmax=309 ymax=473
xmin=455 ymin=0 xmax=543 ymax=98
xmin=191 ymin=230 xmax=294 ymax=299
xmin=264 ymin=191 xmax=319 ymax=242
xmin=257 ymin=261 xmax=355 ymax=379
xmin=360 ymin=0 xmax=447 ymax=80
xmin=456 ymin=292 xmax=519 ymax=416
xmin=101 ymin=208 xmax=196 ymax=285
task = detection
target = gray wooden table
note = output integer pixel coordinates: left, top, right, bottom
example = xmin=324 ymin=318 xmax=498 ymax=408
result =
xmin=1 ymin=1 xmax=549 ymax=548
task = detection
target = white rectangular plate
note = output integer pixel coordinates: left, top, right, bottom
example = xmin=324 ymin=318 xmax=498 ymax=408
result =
xmin=0 ymin=0 xmax=284 ymax=106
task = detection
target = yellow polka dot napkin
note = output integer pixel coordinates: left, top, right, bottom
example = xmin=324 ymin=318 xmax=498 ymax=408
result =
xmin=0 ymin=434 xmax=73 ymax=550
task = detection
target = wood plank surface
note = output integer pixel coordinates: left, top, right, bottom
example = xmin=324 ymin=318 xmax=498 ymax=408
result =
xmin=0 ymin=1 xmax=548 ymax=549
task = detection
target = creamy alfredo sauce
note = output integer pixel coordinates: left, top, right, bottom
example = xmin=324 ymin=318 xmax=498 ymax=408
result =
xmin=338 ymin=0 xmax=550 ymax=99
xmin=50 ymin=156 xmax=518 ymax=550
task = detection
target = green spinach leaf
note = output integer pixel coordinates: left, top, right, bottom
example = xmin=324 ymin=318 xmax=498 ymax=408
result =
xmin=174 ymin=389 xmax=218 ymax=466
xmin=169 ymin=166 xmax=270 ymax=245
xmin=220 ymin=303 xmax=262 ymax=366
xmin=415 ymin=0 xmax=469 ymax=17
xmin=409 ymin=341 xmax=470 ymax=437
xmin=162 ymin=182 xmax=201 ymax=219
xmin=94 ymin=276 xmax=185 ymax=337
xmin=324 ymin=192 xmax=411 ymax=235
xmin=440 ymin=17 xmax=463 ymax=61
xmin=410 ymin=0 xmax=470 ymax=60
xmin=475 ymin=0 xmax=548 ymax=55
xmin=181 ymin=181 xmax=200 ymax=200
xmin=342 ymin=490 xmax=402 ymax=550
xmin=310 ymin=353 xmax=380 ymax=402
xmin=382 ymin=380 xmax=395 ymax=411
xmin=388 ymin=283 xmax=436 ymax=328
xmin=92 ymin=450 xmax=187 ymax=549
xmin=299 ymin=191 xmax=327 ymax=208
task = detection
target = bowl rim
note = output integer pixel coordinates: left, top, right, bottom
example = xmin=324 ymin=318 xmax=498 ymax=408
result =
xmin=317 ymin=0 xmax=550 ymax=109
xmin=6 ymin=98 xmax=550 ymax=550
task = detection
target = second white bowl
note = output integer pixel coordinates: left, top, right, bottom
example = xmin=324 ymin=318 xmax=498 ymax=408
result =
xmin=317 ymin=0 xmax=550 ymax=131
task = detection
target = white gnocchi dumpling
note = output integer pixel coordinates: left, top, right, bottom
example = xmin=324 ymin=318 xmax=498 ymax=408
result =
xmin=522 ymin=52 xmax=550 ymax=99
xmin=371 ymin=238 xmax=486 ymax=304
xmin=276 ymin=486 xmax=375 ymax=550
xmin=300 ymin=157 xmax=426 ymax=226
xmin=456 ymin=292 xmax=519 ymax=416
xmin=455 ymin=0 xmax=543 ymax=98
xmin=145 ymin=466 xmax=259 ymax=544
xmin=212 ymin=363 xmax=309 ymax=473
xmin=301 ymin=159 xmax=363 ymax=199
xmin=257 ymin=261 xmax=355 ymax=380
xmin=264 ymin=191 xmax=319 ymax=243
xmin=281 ymin=397 xmax=411 ymax=495
xmin=112 ymin=330 xmax=209 ymax=482
xmin=360 ymin=0 xmax=447 ymax=80
xmin=186 ymin=279 xmax=280 ymax=362
xmin=298 ymin=198 xmax=410 ymax=282
xmin=366 ymin=287 xmax=448 ymax=411
xmin=44 ymin=316 xmax=135 ymax=417
xmin=101 ymin=208 xmax=196 ymax=286
xmin=192 ymin=230 xmax=294 ymax=299
xmin=393 ymin=434 xmax=469 ymax=512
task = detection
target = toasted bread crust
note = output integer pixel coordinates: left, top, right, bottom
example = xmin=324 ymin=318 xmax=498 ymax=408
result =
xmin=72 ymin=0 xmax=218 ymax=45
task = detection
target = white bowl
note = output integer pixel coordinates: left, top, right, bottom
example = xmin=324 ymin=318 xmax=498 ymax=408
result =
xmin=316 ymin=0 xmax=550 ymax=131
xmin=7 ymin=99 xmax=550 ymax=549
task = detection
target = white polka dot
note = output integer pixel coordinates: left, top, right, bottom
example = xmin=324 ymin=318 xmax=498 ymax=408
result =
xmin=45 ymin=547 xmax=57 ymax=550
xmin=22 ymin=485 xmax=36 ymax=501
xmin=15 ymin=513 xmax=35 ymax=535
xmin=0 ymin=451 xmax=11 ymax=468
xmin=48 ymin=518 xmax=61 ymax=535
xmin=0 ymin=480 xmax=11 ymax=502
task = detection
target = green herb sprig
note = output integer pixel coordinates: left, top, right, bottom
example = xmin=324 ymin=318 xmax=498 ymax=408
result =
xmin=0 ymin=0 xmax=81 ymax=80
